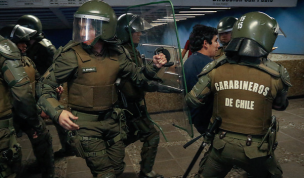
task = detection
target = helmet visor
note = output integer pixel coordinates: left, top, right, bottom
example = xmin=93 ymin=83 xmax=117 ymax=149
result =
xmin=128 ymin=15 xmax=152 ymax=33
xmin=72 ymin=14 xmax=110 ymax=44
xmin=12 ymin=25 xmax=37 ymax=41
xmin=274 ymin=23 xmax=286 ymax=37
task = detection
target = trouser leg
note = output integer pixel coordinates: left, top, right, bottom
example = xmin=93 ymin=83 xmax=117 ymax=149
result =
xmin=0 ymin=118 xmax=22 ymax=178
xmin=75 ymin=118 xmax=125 ymax=177
xmin=24 ymin=118 xmax=54 ymax=178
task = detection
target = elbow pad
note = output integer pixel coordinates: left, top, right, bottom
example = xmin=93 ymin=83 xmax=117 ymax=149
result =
xmin=272 ymin=89 xmax=289 ymax=111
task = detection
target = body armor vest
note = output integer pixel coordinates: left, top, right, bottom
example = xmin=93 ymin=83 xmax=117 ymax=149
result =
xmin=68 ymin=45 xmax=119 ymax=111
xmin=0 ymin=58 xmax=12 ymax=118
xmin=21 ymin=56 xmax=36 ymax=96
xmin=211 ymin=63 xmax=275 ymax=135
xmin=119 ymin=43 xmax=145 ymax=102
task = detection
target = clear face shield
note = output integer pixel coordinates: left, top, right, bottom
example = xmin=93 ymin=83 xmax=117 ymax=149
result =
xmin=274 ymin=23 xmax=286 ymax=37
xmin=12 ymin=25 xmax=37 ymax=42
xmin=128 ymin=15 xmax=152 ymax=45
xmin=72 ymin=14 xmax=110 ymax=44
xmin=129 ymin=15 xmax=153 ymax=33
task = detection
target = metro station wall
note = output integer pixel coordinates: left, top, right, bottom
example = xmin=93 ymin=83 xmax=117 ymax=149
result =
xmin=176 ymin=0 xmax=304 ymax=55
xmin=44 ymin=28 xmax=72 ymax=49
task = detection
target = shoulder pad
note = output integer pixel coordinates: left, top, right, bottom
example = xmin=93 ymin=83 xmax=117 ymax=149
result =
xmin=259 ymin=59 xmax=292 ymax=87
xmin=39 ymin=38 xmax=53 ymax=47
xmin=62 ymin=40 xmax=80 ymax=52
xmin=279 ymin=64 xmax=292 ymax=87
xmin=198 ymin=55 xmax=227 ymax=77
xmin=0 ymin=37 xmax=21 ymax=60
xmin=258 ymin=59 xmax=280 ymax=78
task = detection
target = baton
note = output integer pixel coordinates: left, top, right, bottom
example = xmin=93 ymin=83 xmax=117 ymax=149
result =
xmin=183 ymin=117 xmax=222 ymax=178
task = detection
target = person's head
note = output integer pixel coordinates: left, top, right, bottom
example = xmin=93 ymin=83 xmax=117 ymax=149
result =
xmin=189 ymin=24 xmax=219 ymax=58
xmin=72 ymin=0 xmax=117 ymax=46
xmin=225 ymin=11 xmax=285 ymax=58
xmin=0 ymin=24 xmax=37 ymax=54
xmin=17 ymin=15 xmax=43 ymax=41
xmin=217 ymin=16 xmax=237 ymax=46
xmin=116 ymin=13 xmax=152 ymax=45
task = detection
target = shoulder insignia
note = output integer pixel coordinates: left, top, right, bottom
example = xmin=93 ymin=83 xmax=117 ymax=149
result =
xmin=39 ymin=38 xmax=53 ymax=47
xmin=0 ymin=37 xmax=21 ymax=60
xmin=198 ymin=55 xmax=227 ymax=77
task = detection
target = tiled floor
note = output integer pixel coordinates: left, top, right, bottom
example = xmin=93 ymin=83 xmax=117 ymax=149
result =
xmin=17 ymin=98 xmax=304 ymax=178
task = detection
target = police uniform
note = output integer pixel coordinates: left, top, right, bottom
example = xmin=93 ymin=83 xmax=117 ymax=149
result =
xmin=13 ymin=54 xmax=54 ymax=178
xmin=185 ymin=55 xmax=291 ymax=178
xmin=120 ymin=43 xmax=161 ymax=177
xmin=36 ymin=41 xmax=162 ymax=177
xmin=0 ymin=36 xmax=24 ymax=178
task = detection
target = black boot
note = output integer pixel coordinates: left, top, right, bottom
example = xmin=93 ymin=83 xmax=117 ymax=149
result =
xmin=139 ymin=171 xmax=164 ymax=178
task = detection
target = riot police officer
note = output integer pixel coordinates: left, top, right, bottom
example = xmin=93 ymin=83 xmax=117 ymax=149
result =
xmin=116 ymin=13 xmax=163 ymax=178
xmin=36 ymin=1 xmax=167 ymax=177
xmin=0 ymin=24 xmax=54 ymax=178
xmin=17 ymin=15 xmax=72 ymax=159
xmin=185 ymin=11 xmax=291 ymax=178
xmin=17 ymin=14 xmax=56 ymax=76
xmin=214 ymin=16 xmax=237 ymax=60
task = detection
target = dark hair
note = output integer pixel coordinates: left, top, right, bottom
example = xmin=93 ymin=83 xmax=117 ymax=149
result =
xmin=189 ymin=24 xmax=218 ymax=52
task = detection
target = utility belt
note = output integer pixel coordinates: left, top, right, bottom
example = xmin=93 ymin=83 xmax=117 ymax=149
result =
xmin=68 ymin=108 xmax=130 ymax=158
xmin=218 ymin=115 xmax=279 ymax=155
xmin=218 ymin=130 xmax=264 ymax=146
xmin=71 ymin=109 xmax=111 ymax=122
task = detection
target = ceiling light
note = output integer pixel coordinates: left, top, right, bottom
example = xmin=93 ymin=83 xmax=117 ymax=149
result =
xmin=152 ymin=20 xmax=167 ymax=23
xmin=190 ymin=7 xmax=231 ymax=10
xmin=157 ymin=19 xmax=175 ymax=21
xmin=164 ymin=16 xmax=196 ymax=18
xmin=179 ymin=11 xmax=217 ymax=13
xmin=175 ymin=14 xmax=205 ymax=16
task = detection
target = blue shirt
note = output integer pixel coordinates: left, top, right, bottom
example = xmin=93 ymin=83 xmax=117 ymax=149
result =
xmin=184 ymin=52 xmax=213 ymax=134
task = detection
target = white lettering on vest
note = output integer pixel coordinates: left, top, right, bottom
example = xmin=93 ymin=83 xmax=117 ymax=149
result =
xmin=229 ymin=80 xmax=234 ymax=89
xmin=213 ymin=80 xmax=270 ymax=97
xmin=224 ymin=81 xmax=229 ymax=90
xmin=215 ymin=83 xmax=219 ymax=91
xmin=225 ymin=98 xmax=233 ymax=107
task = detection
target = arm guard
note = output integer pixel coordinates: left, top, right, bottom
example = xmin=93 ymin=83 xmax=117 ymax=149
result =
xmin=118 ymin=48 xmax=160 ymax=87
xmin=36 ymin=65 xmax=64 ymax=123
xmin=272 ymin=87 xmax=289 ymax=111
xmin=185 ymin=74 xmax=211 ymax=108
xmin=272 ymin=65 xmax=291 ymax=111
